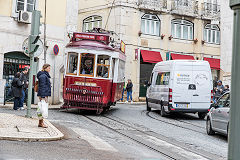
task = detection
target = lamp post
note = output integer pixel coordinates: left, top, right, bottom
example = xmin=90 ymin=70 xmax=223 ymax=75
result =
xmin=228 ymin=1 xmax=240 ymax=159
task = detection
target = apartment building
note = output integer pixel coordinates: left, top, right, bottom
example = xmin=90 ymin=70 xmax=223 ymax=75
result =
xmin=78 ymin=0 xmax=221 ymax=101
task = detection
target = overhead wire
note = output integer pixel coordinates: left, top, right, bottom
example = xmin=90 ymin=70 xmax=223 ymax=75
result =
xmin=104 ymin=0 xmax=116 ymax=29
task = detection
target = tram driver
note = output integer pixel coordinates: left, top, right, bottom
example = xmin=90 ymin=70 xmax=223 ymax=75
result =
xmin=81 ymin=59 xmax=93 ymax=75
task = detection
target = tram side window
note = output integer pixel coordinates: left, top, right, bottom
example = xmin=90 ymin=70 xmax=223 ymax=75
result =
xmin=97 ymin=55 xmax=110 ymax=78
xmin=67 ymin=53 xmax=78 ymax=74
xmin=117 ymin=60 xmax=125 ymax=82
xmin=80 ymin=53 xmax=95 ymax=76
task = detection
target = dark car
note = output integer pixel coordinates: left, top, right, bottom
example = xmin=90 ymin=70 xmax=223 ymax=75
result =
xmin=206 ymin=91 xmax=230 ymax=136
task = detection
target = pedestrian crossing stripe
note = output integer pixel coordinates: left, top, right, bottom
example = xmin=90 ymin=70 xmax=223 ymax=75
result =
xmin=71 ymin=127 xmax=118 ymax=152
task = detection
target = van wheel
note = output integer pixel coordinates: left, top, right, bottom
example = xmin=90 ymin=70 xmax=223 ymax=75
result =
xmin=206 ymin=117 xmax=215 ymax=135
xmin=146 ymin=98 xmax=151 ymax=111
xmin=160 ymin=105 xmax=167 ymax=117
xmin=198 ymin=112 xmax=206 ymax=119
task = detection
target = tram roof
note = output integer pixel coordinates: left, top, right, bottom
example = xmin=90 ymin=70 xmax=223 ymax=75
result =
xmin=66 ymin=40 xmax=116 ymax=51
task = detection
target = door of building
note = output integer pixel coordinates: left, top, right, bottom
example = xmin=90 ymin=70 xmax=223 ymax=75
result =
xmin=3 ymin=52 xmax=30 ymax=104
xmin=139 ymin=63 xmax=155 ymax=97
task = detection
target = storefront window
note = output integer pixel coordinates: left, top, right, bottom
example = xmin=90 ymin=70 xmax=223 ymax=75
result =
xmin=80 ymin=53 xmax=95 ymax=76
xmin=67 ymin=52 xmax=78 ymax=74
xmin=97 ymin=55 xmax=110 ymax=78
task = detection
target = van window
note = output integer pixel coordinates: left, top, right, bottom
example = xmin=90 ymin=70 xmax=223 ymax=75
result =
xmin=156 ymin=72 xmax=170 ymax=85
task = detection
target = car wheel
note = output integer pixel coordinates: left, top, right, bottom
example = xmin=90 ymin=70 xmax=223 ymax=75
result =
xmin=198 ymin=112 xmax=206 ymax=119
xmin=146 ymin=98 xmax=151 ymax=111
xmin=160 ymin=105 xmax=167 ymax=117
xmin=206 ymin=117 xmax=215 ymax=135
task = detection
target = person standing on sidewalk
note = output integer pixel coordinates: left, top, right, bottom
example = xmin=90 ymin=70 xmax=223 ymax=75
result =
xmin=120 ymin=78 xmax=126 ymax=102
xmin=126 ymin=79 xmax=133 ymax=103
xmin=12 ymin=72 xmax=24 ymax=110
xmin=19 ymin=67 xmax=29 ymax=110
xmin=37 ymin=64 xmax=51 ymax=128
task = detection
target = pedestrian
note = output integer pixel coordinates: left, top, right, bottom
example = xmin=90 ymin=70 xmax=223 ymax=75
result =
xmin=19 ymin=67 xmax=29 ymax=110
xmin=37 ymin=64 xmax=51 ymax=128
xmin=11 ymin=72 xmax=24 ymax=110
xmin=214 ymin=80 xmax=224 ymax=101
xmin=126 ymin=79 xmax=133 ymax=103
xmin=223 ymin=85 xmax=230 ymax=93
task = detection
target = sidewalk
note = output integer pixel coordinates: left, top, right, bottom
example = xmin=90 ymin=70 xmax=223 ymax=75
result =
xmin=0 ymin=103 xmax=61 ymax=110
xmin=0 ymin=113 xmax=64 ymax=142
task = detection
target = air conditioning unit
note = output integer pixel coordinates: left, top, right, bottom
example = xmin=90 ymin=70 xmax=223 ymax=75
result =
xmin=18 ymin=10 xmax=31 ymax=24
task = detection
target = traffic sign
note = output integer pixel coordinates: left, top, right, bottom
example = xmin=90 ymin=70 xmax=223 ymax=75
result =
xmin=22 ymin=37 xmax=43 ymax=57
xmin=53 ymin=44 xmax=59 ymax=55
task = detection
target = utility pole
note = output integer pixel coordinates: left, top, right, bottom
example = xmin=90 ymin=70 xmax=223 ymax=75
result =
xmin=26 ymin=10 xmax=42 ymax=118
xmin=228 ymin=0 xmax=240 ymax=159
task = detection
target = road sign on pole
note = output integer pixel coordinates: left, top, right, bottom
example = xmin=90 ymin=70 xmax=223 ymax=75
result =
xmin=26 ymin=10 xmax=42 ymax=118
xmin=228 ymin=2 xmax=240 ymax=160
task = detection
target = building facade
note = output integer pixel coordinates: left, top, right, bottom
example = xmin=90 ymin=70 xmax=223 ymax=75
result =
xmin=78 ymin=0 xmax=221 ymax=101
xmin=0 ymin=0 xmax=79 ymax=104
xmin=220 ymin=0 xmax=233 ymax=86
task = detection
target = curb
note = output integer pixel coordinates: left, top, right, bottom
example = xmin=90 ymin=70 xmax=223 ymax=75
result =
xmin=0 ymin=117 xmax=64 ymax=142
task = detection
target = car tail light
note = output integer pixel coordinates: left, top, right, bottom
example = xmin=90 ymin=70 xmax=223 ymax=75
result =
xmin=211 ymin=90 xmax=213 ymax=103
xmin=208 ymin=109 xmax=210 ymax=112
xmin=169 ymin=88 xmax=172 ymax=103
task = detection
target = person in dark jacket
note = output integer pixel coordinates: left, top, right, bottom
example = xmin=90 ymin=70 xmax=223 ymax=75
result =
xmin=12 ymin=72 xmax=24 ymax=110
xmin=126 ymin=79 xmax=133 ymax=103
xmin=37 ymin=64 xmax=51 ymax=128
xmin=19 ymin=67 xmax=29 ymax=110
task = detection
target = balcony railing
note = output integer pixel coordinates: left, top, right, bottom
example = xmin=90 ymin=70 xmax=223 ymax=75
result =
xmin=171 ymin=0 xmax=198 ymax=17
xmin=138 ymin=0 xmax=167 ymax=11
xmin=201 ymin=2 xmax=220 ymax=19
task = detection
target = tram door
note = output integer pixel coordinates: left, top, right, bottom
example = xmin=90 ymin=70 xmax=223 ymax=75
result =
xmin=3 ymin=52 xmax=30 ymax=103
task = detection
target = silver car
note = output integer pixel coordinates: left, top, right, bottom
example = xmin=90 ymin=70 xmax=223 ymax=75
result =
xmin=206 ymin=92 xmax=230 ymax=136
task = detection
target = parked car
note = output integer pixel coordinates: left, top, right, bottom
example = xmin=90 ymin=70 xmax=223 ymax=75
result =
xmin=145 ymin=60 xmax=212 ymax=119
xmin=206 ymin=91 xmax=230 ymax=136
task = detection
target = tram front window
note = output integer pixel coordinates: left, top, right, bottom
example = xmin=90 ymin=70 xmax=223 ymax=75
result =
xmin=80 ymin=53 xmax=95 ymax=76
xmin=97 ymin=55 xmax=110 ymax=78
xmin=67 ymin=52 xmax=78 ymax=74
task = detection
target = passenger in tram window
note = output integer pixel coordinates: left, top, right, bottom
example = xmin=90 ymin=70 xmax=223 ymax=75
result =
xmin=81 ymin=59 xmax=93 ymax=75
xmin=102 ymin=67 xmax=109 ymax=78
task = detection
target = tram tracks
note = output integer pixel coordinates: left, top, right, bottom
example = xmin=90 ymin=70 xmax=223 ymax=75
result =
xmin=145 ymin=111 xmax=206 ymax=134
xmin=83 ymin=114 xmax=223 ymax=160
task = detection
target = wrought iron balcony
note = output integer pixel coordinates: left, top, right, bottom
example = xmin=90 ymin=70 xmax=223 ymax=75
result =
xmin=138 ymin=0 xmax=167 ymax=11
xmin=201 ymin=2 xmax=220 ymax=20
xmin=171 ymin=0 xmax=198 ymax=17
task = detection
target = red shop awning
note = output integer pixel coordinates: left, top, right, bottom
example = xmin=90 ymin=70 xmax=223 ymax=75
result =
xmin=141 ymin=50 xmax=163 ymax=63
xmin=204 ymin=57 xmax=220 ymax=70
xmin=171 ymin=53 xmax=195 ymax=60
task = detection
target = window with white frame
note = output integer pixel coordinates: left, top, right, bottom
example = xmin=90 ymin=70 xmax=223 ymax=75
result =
xmin=204 ymin=24 xmax=220 ymax=44
xmin=171 ymin=19 xmax=193 ymax=40
xmin=141 ymin=14 xmax=160 ymax=36
xmin=16 ymin=0 xmax=35 ymax=12
xmin=83 ymin=16 xmax=102 ymax=32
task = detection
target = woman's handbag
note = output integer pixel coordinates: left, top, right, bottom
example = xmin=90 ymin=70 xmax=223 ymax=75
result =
xmin=34 ymin=81 xmax=39 ymax=92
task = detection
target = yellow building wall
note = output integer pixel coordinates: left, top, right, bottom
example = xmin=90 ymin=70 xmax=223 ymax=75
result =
xmin=38 ymin=0 xmax=67 ymax=27
xmin=0 ymin=0 xmax=12 ymax=16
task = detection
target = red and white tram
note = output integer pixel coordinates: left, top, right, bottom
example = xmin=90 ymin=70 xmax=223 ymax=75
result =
xmin=62 ymin=30 xmax=126 ymax=113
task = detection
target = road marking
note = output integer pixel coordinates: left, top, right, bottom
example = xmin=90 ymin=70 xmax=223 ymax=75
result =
xmin=145 ymin=135 xmax=209 ymax=160
xmin=71 ymin=127 xmax=118 ymax=152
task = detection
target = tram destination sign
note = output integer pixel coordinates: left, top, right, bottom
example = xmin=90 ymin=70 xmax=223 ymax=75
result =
xmin=73 ymin=33 xmax=110 ymax=44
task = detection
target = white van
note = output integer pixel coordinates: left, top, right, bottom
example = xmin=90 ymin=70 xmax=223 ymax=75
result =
xmin=146 ymin=60 xmax=213 ymax=119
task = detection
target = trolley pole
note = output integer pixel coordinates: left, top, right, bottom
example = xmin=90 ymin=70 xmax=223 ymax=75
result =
xmin=26 ymin=10 xmax=42 ymax=118
xmin=228 ymin=1 xmax=240 ymax=159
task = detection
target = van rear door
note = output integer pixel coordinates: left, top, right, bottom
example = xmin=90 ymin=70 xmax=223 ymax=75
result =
xmin=191 ymin=65 xmax=212 ymax=106
xmin=172 ymin=63 xmax=193 ymax=108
